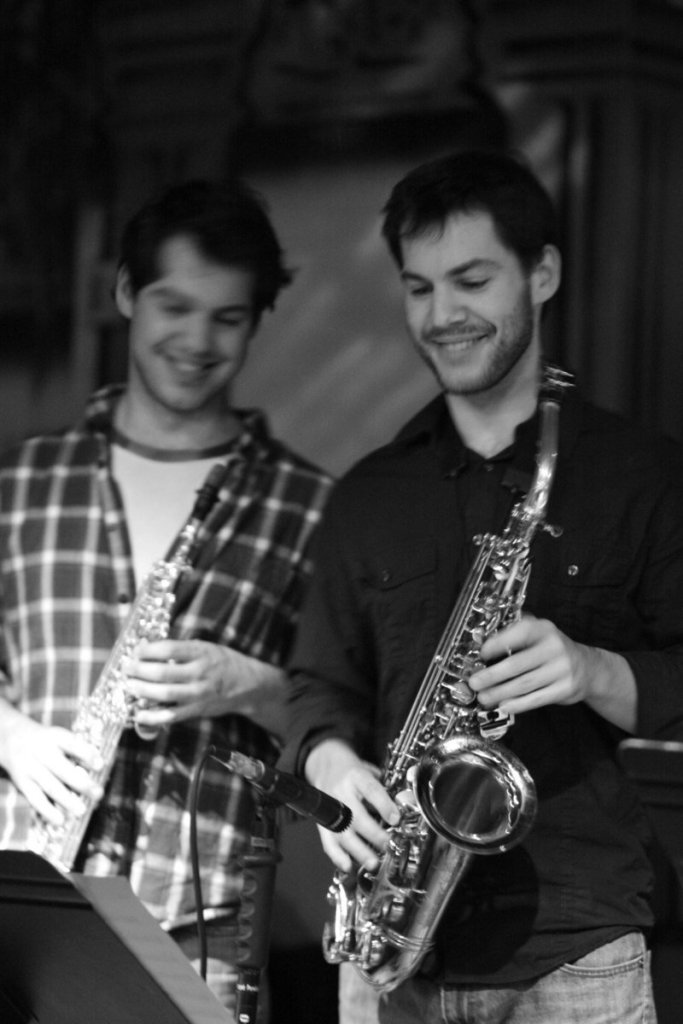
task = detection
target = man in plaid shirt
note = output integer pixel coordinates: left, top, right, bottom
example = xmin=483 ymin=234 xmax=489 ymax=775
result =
xmin=0 ymin=179 xmax=332 ymax=1018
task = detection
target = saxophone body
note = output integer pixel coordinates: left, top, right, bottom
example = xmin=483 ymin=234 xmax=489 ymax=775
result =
xmin=27 ymin=463 xmax=226 ymax=872
xmin=322 ymin=365 xmax=574 ymax=991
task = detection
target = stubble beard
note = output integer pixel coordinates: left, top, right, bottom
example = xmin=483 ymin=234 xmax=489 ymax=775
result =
xmin=419 ymin=290 xmax=536 ymax=397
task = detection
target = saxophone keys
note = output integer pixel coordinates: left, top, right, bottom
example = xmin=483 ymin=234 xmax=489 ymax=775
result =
xmin=542 ymin=522 xmax=563 ymax=538
xmin=477 ymin=707 xmax=515 ymax=740
xmin=395 ymin=787 xmax=418 ymax=812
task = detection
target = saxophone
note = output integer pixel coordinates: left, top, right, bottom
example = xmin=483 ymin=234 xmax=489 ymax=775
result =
xmin=27 ymin=462 xmax=227 ymax=872
xmin=322 ymin=365 xmax=574 ymax=991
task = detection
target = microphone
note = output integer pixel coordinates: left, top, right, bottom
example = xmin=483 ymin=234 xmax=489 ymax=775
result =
xmin=210 ymin=749 xmax=352 ymax=833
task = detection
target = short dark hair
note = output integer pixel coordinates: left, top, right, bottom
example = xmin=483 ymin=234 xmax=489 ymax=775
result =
xmin=381 ymin=149 xmax=558 ymax=272
xmin=118 ymin=179 xmax=293 ymax=316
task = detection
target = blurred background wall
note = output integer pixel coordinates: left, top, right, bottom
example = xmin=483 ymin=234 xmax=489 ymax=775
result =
xmin=3 ymin=2 xmax=683 ymax=1021
xmin=5 ymin=0 xmax=683 ymax=473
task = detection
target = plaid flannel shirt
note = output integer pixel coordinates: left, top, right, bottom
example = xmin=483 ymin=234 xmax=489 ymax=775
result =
xmin=0 ymin=385 xmax=332 ymax=929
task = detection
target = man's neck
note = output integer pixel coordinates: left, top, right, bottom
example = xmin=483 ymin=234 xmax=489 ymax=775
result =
xmin=445 ymin=360 xmax=540 ymax=458
xmin=114 ymin=392 xmax=242 ymax=452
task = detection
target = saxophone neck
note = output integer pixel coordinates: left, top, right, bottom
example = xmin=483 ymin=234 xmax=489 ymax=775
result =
xmin=163 ymin=460 xmax=228 ymax=567
xmin=165 ymin=520 xmax=200 ymax=568
xmin=515 ymin=365 xmax=575 ymax=527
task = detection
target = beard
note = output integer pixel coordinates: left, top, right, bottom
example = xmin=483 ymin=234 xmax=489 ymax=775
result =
xmin=416 ymin=287 xmax=536 ymax=397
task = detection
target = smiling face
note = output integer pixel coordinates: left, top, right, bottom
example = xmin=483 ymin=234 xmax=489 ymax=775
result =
xmin=399 ymin=211 xmax=560 ymax=396
xmin=115 ymin=235 xmax=257 ymax=431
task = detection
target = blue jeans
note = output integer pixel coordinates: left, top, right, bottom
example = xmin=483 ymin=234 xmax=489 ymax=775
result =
xmin=341 ymin=932 xmax=656 ymax=1024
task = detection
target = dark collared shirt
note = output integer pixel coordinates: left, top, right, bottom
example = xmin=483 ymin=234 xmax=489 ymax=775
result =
xmin=0 ymin=385 xmax=332 ymax=929
xmin=285 ymin=385 xmax=683 ymax=983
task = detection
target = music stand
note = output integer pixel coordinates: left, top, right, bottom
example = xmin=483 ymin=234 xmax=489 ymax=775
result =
xmin=0 ymin=850 xmax=233 ymax=1024
xmin=619 ymin=738 xmax=683 ymax=891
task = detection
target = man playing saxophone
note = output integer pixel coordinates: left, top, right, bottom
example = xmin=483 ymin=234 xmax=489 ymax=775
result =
xmin=283 ymin=150 xmax=683 ymax=1024
xmin=0 ymin=179 xmax=332 ymax=1019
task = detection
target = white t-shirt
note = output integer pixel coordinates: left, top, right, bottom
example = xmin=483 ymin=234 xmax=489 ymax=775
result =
xmin=111 ymin=433 xmax=233 ymax=586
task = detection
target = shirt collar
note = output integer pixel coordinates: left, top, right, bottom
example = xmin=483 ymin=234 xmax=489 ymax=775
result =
xmin=391 ymin=372 xmax=583 ymax=487
xmin=82 ymin=384 xmax=275 ymax=465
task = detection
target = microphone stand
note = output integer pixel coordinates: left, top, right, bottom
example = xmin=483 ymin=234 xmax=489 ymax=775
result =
xmin=234 ymin=792 xmax=280 ymax=1024
xmin=196 ymin=748 xmax=351 ymax=1023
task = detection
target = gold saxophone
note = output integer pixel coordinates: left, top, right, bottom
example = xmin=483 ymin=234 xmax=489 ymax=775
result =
xmin=322 ymin=365 xmax=574 ymax=991
xmin=27 ymin=462 xmax=227 ymax=872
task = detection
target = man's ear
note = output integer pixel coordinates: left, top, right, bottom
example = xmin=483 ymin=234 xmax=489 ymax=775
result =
xmin=530 ymin=244 xmax=561 ymax=307
xmin=114 ymin=265 xmax=134 ymax=319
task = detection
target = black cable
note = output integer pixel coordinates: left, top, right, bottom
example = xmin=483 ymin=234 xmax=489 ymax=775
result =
xmin=189 ymin=746 xmax=216 ymax=980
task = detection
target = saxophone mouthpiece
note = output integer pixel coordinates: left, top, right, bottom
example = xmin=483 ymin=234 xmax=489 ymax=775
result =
xmin=191 ymin=462 xmax=230 ymax=520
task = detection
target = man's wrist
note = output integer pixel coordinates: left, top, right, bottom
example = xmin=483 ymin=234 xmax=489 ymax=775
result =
xmin=582 ymin=646 xmax=637 ymax=733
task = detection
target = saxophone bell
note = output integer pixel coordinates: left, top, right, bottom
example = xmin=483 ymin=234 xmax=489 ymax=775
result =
xmin=414 ymin=734 xmax=537 ymax=852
